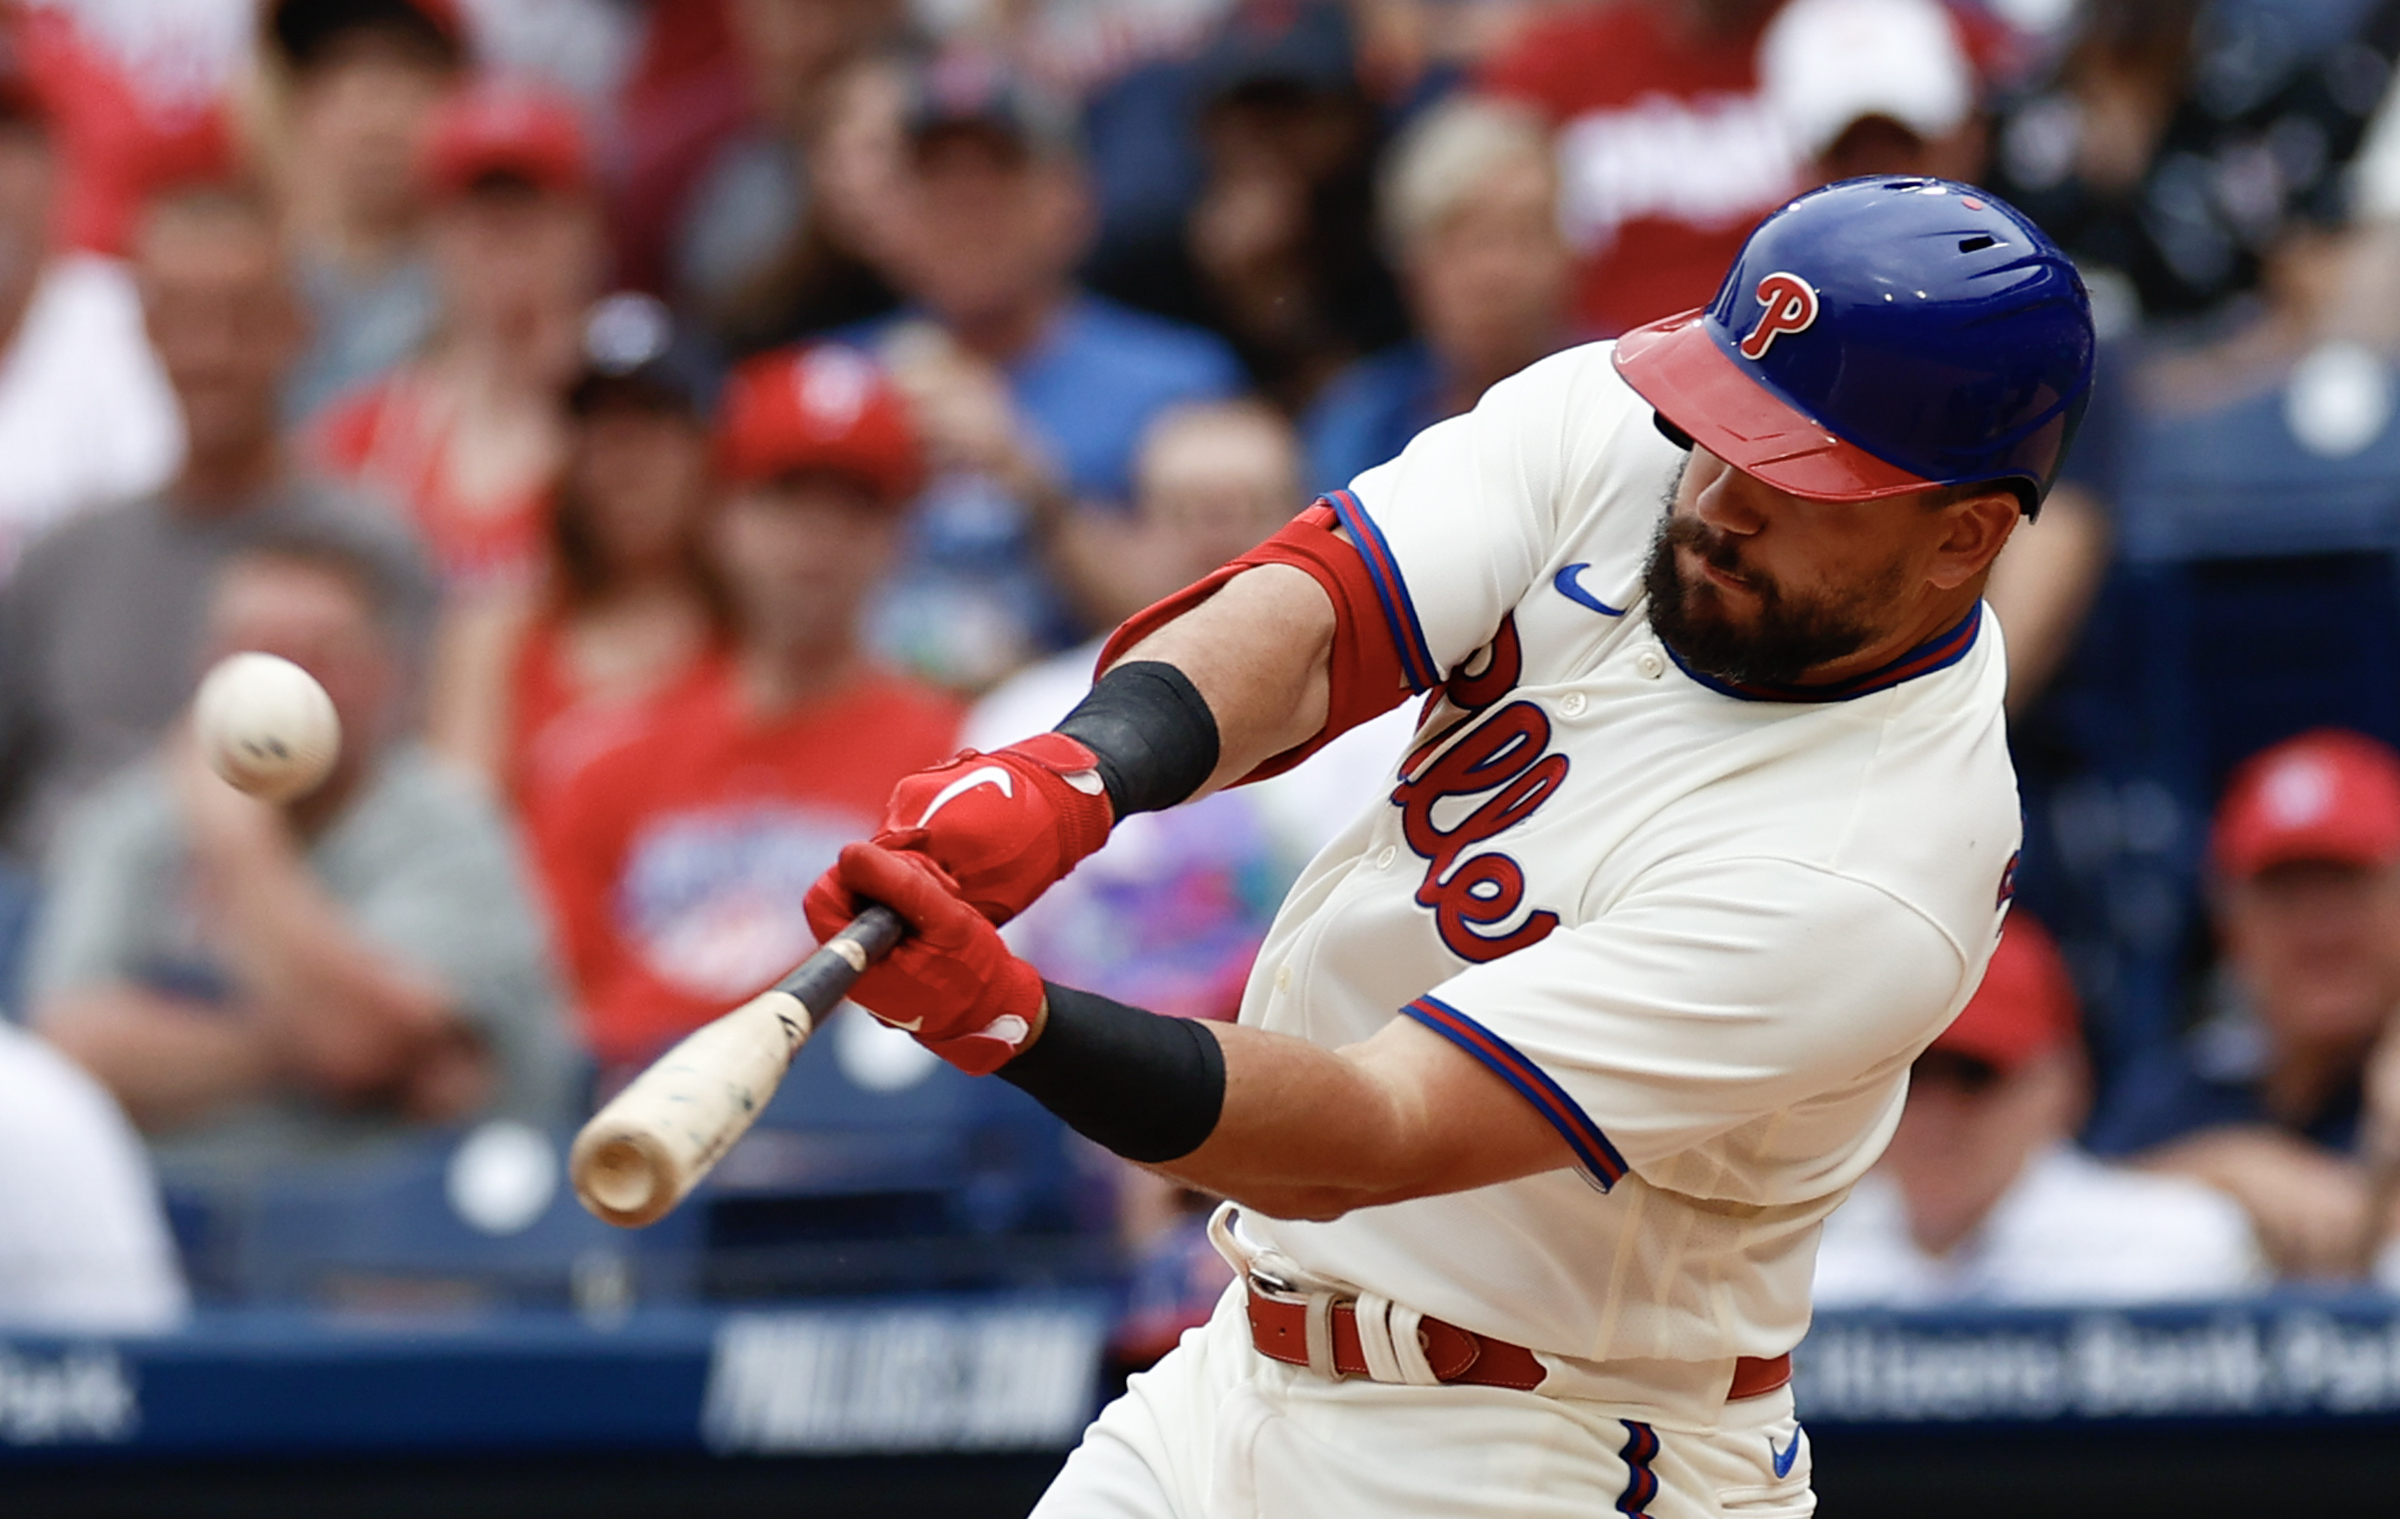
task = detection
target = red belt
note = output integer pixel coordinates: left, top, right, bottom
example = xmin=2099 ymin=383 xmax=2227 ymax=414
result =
xmin=1245 ymin=1283 xmax=1792 ymax=1399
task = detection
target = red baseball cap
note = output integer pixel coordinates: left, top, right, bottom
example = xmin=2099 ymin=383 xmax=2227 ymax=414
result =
xmin=2212 ymin=728 xmax=2400 ymax=881
xmin=1933 ymin=915 xmax=2078 ymax=1073
xmin=421 ymin=84 xmax=590 ymax=200
xmin=714 ymin=345 xmax=922 ymax=506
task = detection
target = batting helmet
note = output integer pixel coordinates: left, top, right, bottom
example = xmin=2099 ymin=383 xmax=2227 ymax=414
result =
xmin=1614 ymin=177 xmax=2093 ymax=514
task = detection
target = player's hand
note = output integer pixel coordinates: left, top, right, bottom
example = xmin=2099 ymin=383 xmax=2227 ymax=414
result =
xmin=806 ymin=841 xmax=1045 ymax=1075
xmin=860 ymin=734 xmax=1115 ymax=924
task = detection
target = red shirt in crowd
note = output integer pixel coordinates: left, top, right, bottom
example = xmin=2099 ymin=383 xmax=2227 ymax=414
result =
xmin=505 ymin=616 xmax=732 ymax=830
xmin=537 ymin=661 xmax=963 ymax=1067
xmin=312 ymin=372 xmax=557 ymax=591
xmin=1482 ymin=0 xmax=1800 ymax=337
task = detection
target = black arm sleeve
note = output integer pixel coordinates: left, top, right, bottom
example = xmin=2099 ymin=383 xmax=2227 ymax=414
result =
xmin=997 ymin=982 xmax=1228 ymax=1164
xmin=1053 ymin=660 xmax=1220 ymax=817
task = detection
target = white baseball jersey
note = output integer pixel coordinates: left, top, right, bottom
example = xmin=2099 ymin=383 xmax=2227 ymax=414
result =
xmin=1235 ymin=340 xmax=2020 ymax=1375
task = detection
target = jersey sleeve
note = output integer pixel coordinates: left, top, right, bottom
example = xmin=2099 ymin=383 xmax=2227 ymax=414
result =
xmin=1336 ymin=345 xmax=1646 ymax=691
xmin=1399 ymin=855 xmax=1974 ymax=1189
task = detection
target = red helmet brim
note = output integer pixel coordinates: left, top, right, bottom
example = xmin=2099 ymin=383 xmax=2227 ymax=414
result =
xmin=1613 ymin=310 xmax=1937 ymax=502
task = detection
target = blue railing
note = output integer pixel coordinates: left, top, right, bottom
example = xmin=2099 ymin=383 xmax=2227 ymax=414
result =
xmin=4 ymin=1292 xmax=2398 ymax=1464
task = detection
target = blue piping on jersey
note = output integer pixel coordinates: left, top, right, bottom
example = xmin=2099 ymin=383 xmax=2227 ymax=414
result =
xmin=1402 ymin=995 xmax=1627 ymax=1187
xmin=1324 ymin=489 xmax=1441 ymax=693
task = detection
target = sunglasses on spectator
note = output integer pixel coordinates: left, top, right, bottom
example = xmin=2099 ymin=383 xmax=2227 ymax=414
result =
xmin=1909 ymin=1049 xmax=2004 ymax=1095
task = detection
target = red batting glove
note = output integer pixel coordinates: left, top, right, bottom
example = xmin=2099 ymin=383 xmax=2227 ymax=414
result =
xmin=866 ymin=733 xmax=1114 ymax=924
xmin=804 ymin=842 xmax=1045 ymax=1075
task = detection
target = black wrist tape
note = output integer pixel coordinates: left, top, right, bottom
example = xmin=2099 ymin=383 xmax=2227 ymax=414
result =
xmin=1054 ymin=660 xmax=1220 ymax=817
xmin=998 ymin=982 xmax=1227 ymax=1164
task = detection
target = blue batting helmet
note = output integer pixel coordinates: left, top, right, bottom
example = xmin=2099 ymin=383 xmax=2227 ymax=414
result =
xmin=1614 ymin=177 xmax=2094 ymax=513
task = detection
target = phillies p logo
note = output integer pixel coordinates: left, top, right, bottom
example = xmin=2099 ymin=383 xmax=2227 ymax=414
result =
xmin=1738 ymin=272 xmax=1819 ymax=360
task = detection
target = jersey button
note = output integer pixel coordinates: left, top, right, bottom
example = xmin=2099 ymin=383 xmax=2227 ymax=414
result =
xmin=1374 ymin=844 xmax=1398 ymax=869
xmin=1274 ymin=963 xmax=1293 ymax=991
xmin=1636 ymin=649 xmax=1666 ymax=679
xmin=1560 ymin=691 xmax=1587 ymax=717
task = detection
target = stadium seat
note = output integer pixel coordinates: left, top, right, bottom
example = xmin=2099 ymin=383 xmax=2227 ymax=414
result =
xmin=169 ymin=1124 xmax=699 ymax=1313
xmin=687 ymin=1007 xmax=1114 ymax=1299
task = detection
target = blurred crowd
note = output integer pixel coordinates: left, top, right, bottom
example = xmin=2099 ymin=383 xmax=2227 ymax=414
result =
xmin=1 ymin=0 xmax=2400 ymax=1355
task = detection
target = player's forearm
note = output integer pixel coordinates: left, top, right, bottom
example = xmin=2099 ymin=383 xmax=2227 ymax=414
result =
xmin=1153 ymin=1023 xmax=1453 ymax=1220
xmin=1103 ymin=562 xmax=1336 ymax=795
xmin=1166 ymin=1018 xmax=1579 ymax=1218
xmin=1004 ymin=986 xmax=1574 ymax=1222
xmin=36 ymin=985 xmax=278 ymax=1132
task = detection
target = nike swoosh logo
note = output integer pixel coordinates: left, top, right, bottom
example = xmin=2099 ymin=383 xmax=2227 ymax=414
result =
xmin=1771 ymin=1431 xmax=1802 ymax=1479
xmin=915 ymin=765 xmax=1014 ymax=826
xmin=1553 ymin=563 xmax=1626 ymax=616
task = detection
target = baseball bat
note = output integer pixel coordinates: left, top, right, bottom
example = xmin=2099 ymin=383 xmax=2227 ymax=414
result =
xmin=569 ymin=905 xmax=905 ymax=1227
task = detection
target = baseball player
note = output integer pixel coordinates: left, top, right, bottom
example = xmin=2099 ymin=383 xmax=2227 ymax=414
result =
xmin=804 ymin=178 xmax=2094 ymax=1517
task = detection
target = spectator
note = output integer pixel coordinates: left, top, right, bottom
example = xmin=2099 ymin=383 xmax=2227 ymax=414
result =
xmin=972 ymin=394 xmax=1425 ymax=799
xmin=31 ymin=533 xmax=574 ymax=1180
xmin=452 ymin=0 xmax=642 ymax=108
xmin=261 ymin=0 xmax=468 ymax=420
xmin=965 ymin=400 xmax=1418 ymax=1366
xmin=10 ymin=0 xmax=243 ymax=259
xmin=0 ymin=1019 xmax=186 ymax=1332
xmin=970 ymin=400 xmax=1390 ymax=998
xmin=605 ymin=0 xmax=754 ymax=297
xmin=2094 ymin=730 xmax=2400 ymax=1277
xmin=1480 ymin=0 xmax=1799 ymax=337
xmin=1984 ymin=0 xmax=2400 ymax=327
xmin=865 ymin=56 xmax=1244 ymax=690
xmin=671 ymin=0 xmax=904 ymax=346
xmin=1755 ymin=0 xmax=2110 ymax=718
xmin=312 ymin=83 xmax=605 ymax=593
xmin=1814 ymin=916 xmax=2264 ymax=1307
xmin=1039 ymin=395 xmax=1297 ymax=632
xmin=0 ymin=183 xmax=433 ymax=868
xmin=1757 ymin=0 xmax=1984 ymax=185
xmin=0 ymin=32 xmax=183 ymax=574
xmin=1301 ymin=96 xmax=1572 ymax=495
xmin=538 ymin=345 xmax=961 ymax=1075
xmin=429 ymin=292 xmax=730 ymax=825
xmin=1342 ymin=0 xmax=1557 ymax=102
xmin=1088 ymin=2 xmax=1408 ymax=413
xmin=922 ymin=0 xmax=1237 ymax=103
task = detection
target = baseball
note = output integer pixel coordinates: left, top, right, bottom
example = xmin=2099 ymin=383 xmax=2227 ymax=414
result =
xmin=193 ymin=652 xmax=342 ymax=802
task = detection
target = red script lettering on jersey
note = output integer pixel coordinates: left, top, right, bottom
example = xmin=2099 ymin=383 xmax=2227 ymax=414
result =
xmin=1392 ymin=617 xmax=1568 ymax=962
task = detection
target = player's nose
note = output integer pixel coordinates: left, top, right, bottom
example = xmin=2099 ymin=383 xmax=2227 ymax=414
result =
xmin=1693 ymin=465 xmax=1770 ymax=538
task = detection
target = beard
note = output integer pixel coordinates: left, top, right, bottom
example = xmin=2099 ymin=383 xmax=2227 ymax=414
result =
xmin=1641 ymin=504 xmax=1898 ymax=689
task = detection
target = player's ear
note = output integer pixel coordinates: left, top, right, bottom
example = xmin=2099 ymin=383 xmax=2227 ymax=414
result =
xmin=1923 ymin=488 xmax=2020 ymax=591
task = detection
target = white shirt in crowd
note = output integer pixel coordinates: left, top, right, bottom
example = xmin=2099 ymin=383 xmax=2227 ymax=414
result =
xmin=0 ymin=254 xmax=182 ymax=575
xmin=1812 ymin=1143 xmax=2268 ymax=1309
xmin=0 ymin=1020 xmax=187 ymax=1333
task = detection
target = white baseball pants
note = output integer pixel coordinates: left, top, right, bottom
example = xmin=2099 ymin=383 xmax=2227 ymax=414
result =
xmin=1029 ymin=1283 xmax=1816 ymax=1519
